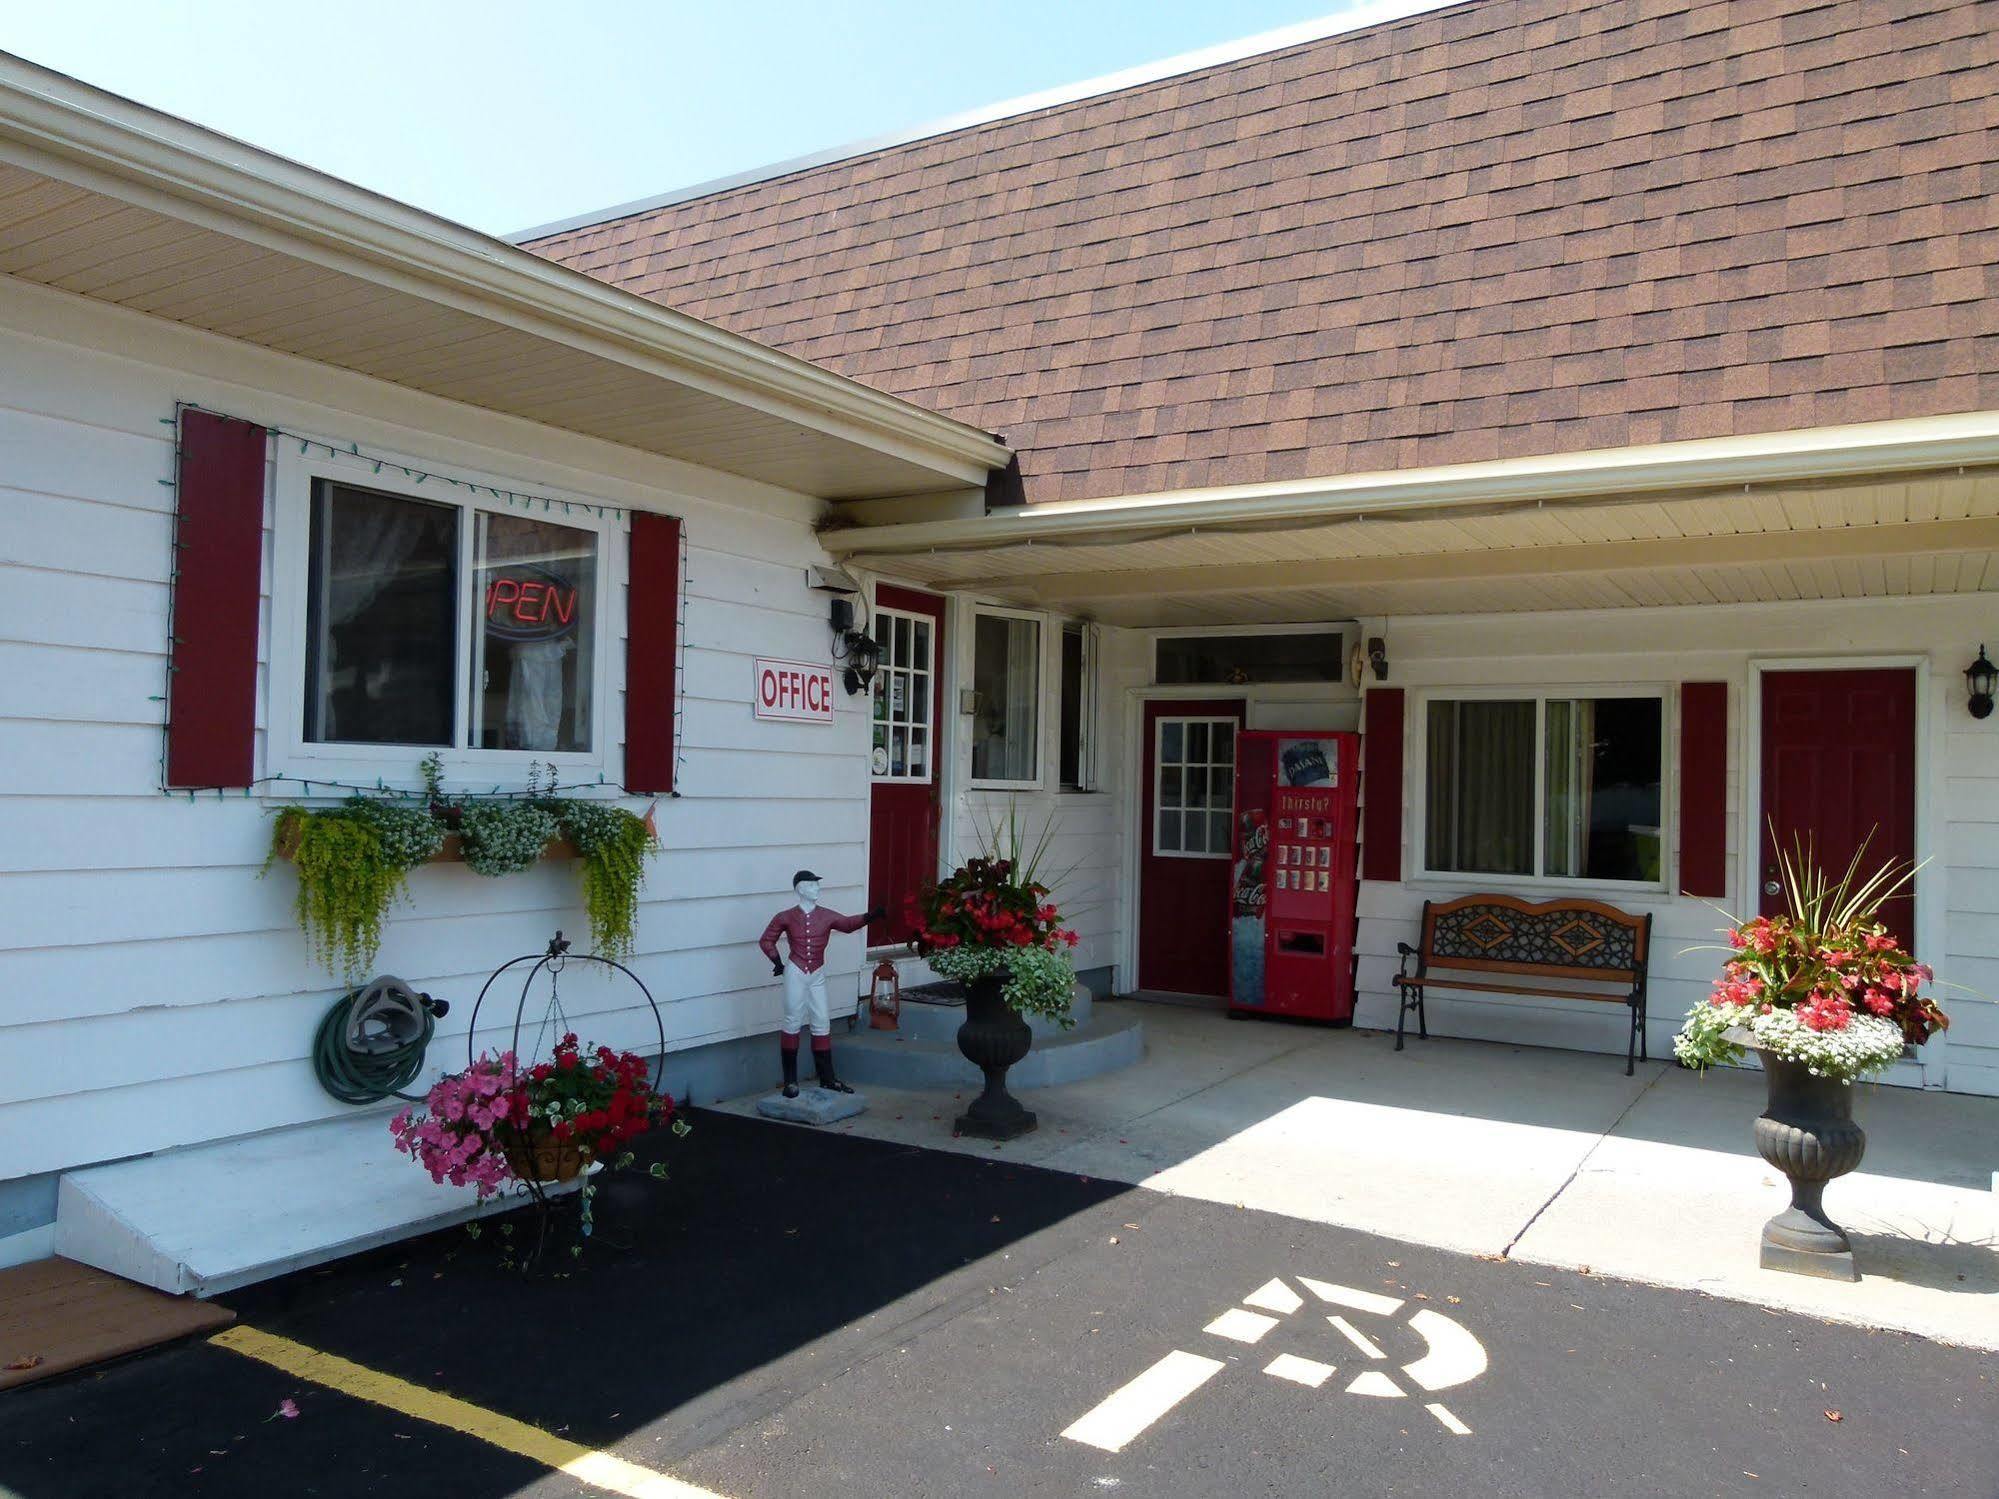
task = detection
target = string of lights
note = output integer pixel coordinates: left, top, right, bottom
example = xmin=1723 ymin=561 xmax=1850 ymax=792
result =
xmin=153 ymin=401 xmax=691 ymax=802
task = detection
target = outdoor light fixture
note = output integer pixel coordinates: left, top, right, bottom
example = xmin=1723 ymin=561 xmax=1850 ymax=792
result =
xmin=1967 ymin=645 xmax=1996 ymax=720
xmin=1366 ymin=636 xmax=1390 ymax=681
xmin=829 ymin=597 xmax=881 ymax=695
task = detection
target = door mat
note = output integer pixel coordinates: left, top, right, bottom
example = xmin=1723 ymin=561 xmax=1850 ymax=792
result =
xmin=0 ymin=1257 xmax=234 ymax=1391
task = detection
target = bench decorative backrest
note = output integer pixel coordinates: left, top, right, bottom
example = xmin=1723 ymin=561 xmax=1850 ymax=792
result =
xmin=1418 ymin=895 xmax=1650 ymax=983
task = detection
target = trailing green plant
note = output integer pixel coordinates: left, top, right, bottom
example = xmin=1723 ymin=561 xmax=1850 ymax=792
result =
xmin=458 ymin=798 xmax=559 ymax=877
xmin=267 ymin=806 xmax=408 ymax=981
xmin=554 ymin=799 xmax=657 ymax=959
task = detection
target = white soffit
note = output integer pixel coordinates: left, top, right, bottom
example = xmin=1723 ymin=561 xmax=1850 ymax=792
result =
xmin=0 ymin=53 xmax=1009 ymax=501
xmin=851 ymin=464 xmax=1999 ymax=628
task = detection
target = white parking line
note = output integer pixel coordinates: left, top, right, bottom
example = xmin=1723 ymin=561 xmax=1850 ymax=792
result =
xmin=1204 ymin=1308 xmax=1281 ymax=1343
xmin=1062 ymin=1351 xmax=1227 ymax=1453
xmin=1243 ymin=1278 xmax=1304 ymax=1315
xmin=1404 ymin=1309 xmax=1488 ymax=1391
xmin=1263 ymin=1354 xmax=1337 ymax=1388
xmin=1426 ymin=1402 xmax=1473 ymax=1435
xmin=1297 ymin=1277 xmax=1404 ymax=1316
xmin=1346 ymin=1371 xmax=1404 ymax=1398
xmin=1328 ymin=1315 xmax=1387 ymax=1359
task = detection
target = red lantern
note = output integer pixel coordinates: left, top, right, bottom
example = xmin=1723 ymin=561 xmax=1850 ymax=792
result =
xmin=867 ymin=960 xmax=901 ymax=1031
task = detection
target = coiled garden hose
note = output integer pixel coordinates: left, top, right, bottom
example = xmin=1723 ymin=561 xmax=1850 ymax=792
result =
xmin=311 ymin=977 xmax=449 ymax=1105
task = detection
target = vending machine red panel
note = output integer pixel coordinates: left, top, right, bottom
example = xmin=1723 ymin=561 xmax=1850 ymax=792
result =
xmin=1228 ymin=731 xmax=1359 ymax=1022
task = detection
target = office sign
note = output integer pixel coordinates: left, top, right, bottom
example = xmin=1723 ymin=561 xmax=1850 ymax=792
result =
xmin=754 ymin=657 xmax=835 ymax=723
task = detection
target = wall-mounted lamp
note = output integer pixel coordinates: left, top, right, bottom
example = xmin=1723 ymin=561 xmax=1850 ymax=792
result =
xmin=1366 ymin=636 xmax=1389 ymax=682
xmin=830 ymin=598 xmax=882 ymax=695
xmin=1967 ymin=645 xmax=1995 ymax=720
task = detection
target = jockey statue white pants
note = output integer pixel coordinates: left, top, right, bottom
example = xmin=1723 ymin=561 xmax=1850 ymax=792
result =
xmin=783 ymin=960 xmax=832 ymax=1037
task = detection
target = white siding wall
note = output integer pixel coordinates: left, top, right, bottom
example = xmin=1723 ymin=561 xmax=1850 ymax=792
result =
xmin=1351 ymin=597 xmax=1999 ymax=1096
xmin=0 ymin=276 xmax=875 ymax=1182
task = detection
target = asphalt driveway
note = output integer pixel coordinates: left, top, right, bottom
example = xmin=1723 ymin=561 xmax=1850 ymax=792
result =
xmin=1 ymin=1111 xmax=1991 ymax=1498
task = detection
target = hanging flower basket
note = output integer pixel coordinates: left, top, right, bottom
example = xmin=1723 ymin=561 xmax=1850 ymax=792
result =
xmin=501 ymin=1126 xmax=592 ymax=1185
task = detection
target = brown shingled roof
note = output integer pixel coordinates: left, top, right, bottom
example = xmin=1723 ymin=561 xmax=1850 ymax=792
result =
xmin=527 ymin=0 xmax=1999 ymax=504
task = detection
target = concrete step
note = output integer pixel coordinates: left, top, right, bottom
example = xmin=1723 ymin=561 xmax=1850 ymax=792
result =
xmin=835 ymin=1005 xmax=1146 ymax=1092
xmin=56 ymin=1112 xmax=582 ymax=1297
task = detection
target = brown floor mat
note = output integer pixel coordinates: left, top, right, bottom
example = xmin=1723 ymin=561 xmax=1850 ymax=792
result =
xmin=0 ymin=1257 xmax=233 ymax=1390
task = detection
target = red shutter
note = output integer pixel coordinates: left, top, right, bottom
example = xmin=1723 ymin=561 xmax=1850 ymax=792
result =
xmin=1360 ymin=687 xmax=1405 ymax=883
xmin=625 ymin=511 xmax=681 ymax=793
xmin=1679 ymin=681 xmax=1729 ymax=898
xmin=165 ymin=409 xmax=266 ymax=788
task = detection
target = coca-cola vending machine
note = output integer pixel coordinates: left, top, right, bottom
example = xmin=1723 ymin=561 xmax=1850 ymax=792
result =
xmin=1229 ymin=731 xmax=1360 ymax=1023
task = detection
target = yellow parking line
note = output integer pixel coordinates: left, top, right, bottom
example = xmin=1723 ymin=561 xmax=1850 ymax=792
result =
xmin=210 ymin=1325 xmax=725 ymax=1499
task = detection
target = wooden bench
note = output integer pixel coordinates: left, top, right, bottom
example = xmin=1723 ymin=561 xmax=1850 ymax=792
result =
xmin=1393 ymin=894 xmax=1654 ymax=1075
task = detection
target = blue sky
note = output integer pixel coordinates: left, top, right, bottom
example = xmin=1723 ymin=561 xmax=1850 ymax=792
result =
xmin=3 ymin=1 xmax=1440 ymax=236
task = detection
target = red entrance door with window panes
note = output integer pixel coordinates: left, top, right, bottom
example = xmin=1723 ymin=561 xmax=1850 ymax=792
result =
xmin=1759 ymin=667 xmax=1918 ymax=950
xmin=1138 ymin=698 xmax=1245 ymax=996
xmin=867 ymin=586 xmax=946 ymax=948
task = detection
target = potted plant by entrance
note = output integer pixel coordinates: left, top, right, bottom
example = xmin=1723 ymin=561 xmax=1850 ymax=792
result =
xmin=1674 ymin=842 xmax=1947 ymax=1281
xmin=908 ymin=816 xmax=1080 ymax=1140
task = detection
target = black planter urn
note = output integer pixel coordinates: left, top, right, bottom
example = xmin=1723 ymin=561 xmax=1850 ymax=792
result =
xmin=954 ymin=970 xmax=1036 ymax=1140
xmin=1751 ymin=1050 xmax=1866 ymax=1281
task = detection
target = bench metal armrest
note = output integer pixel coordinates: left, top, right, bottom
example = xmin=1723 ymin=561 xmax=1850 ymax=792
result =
xmin=1395 ymin=941 xmax=1420 ymax=979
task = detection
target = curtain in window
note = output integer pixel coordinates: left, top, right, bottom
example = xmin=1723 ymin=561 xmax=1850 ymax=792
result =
xmin=972 ymin=614 xmax=1038 ymax=781
xmin=307 ymin=484 xmax=458 ymax=745
xmin=1543 ymin=698 xmax=1595 ymax=879
xmin=1425 ymin=699 xmax=1534 ymax=875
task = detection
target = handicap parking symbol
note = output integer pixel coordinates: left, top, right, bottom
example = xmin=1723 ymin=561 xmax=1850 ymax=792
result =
xmin=1062 ymin=1275 xmax=1486 ymax=1453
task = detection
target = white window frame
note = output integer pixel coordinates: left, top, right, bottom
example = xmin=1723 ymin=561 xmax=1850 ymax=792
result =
xmin=1151 ymin=712 xmax=1239 ymax=861
xmin=1058 ymin=619 xmax=1098 ymax=793
xmin=267 ymin=440 xmax=621 ymax=793
xmin=1412 ymin=684 xmax=1671 ymax=893
xmin=967 ymin=603 xmax=1045 ymax=791
xmin=869 ymin=603 xmax=937 ymax=786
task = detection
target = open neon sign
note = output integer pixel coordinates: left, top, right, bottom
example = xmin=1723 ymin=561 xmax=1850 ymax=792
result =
xmin=484 ymin=569 xmax=579 ymax=641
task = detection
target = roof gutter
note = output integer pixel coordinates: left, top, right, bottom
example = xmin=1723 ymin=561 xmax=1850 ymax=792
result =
xmin=825 ymin=410 xmax=1999 ymax=558
xmin=0 ymin=53 xmax=1011 ymax=487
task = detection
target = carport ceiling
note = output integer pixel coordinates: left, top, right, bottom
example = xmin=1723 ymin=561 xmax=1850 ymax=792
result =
xmin=839 ymin=469 xmax=1999 ymax=627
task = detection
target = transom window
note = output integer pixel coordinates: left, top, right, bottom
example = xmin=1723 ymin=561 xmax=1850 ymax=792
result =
xmin=870 ymin=607 xmax=933 ymax=782
xmin=1154 ymin=716 xmax=1236 ymax=858
xmin=1155 ymin=629 xmax=1344 ymax=685
xmin=1423 ymin=693 xmax=1664 ymax=884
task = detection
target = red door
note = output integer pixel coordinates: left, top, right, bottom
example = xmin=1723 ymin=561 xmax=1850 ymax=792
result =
xmin=868 ymin=586 xmax=945 ymax=947
xmin=1759 ymin=668 xmax=1917 ymax=949
xmin=1138 ymin=698 xmax=1245 ymax=996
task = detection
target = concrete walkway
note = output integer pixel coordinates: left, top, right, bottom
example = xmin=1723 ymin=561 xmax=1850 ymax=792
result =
xmin=718 ymin=1000 xmax=1999 ymax=1349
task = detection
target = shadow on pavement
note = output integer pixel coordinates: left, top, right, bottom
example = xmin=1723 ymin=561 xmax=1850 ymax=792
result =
xmin=0 ymin=1109 xmax=1130 ymax=1498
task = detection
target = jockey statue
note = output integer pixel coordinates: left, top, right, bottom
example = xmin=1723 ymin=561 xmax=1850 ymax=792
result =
xmin=758 ymin=870 xmax=882 ymax=1098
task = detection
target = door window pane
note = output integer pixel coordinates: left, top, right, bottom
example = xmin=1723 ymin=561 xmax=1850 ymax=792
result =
xmin=870 ymin=606 xmax=935 ymax=781
xmin=304 ymin=481 xmax=458 ymax=746
xmin=1154 ymin=715 xmax=1239 ymax=857
xmin=471 ymin=512 xmax=598 ymax=752
xmin=971 ymin=613 xmax=1040 ymax=782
